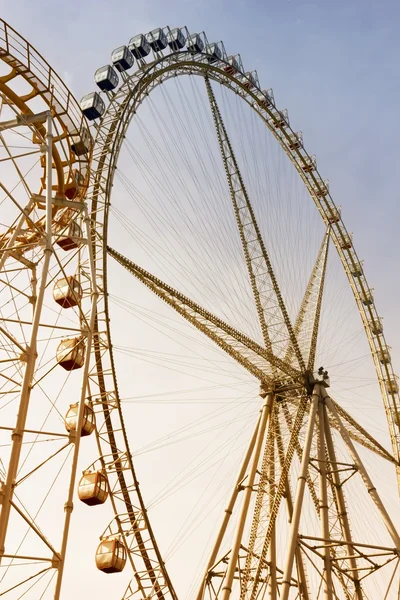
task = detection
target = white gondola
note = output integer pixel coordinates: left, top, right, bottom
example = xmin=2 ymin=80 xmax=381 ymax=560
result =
xmin=187 ymin=33 xmax=204 ymax=54
xmin=326 ymin=203 xmax=341 ymax=225
xmin=287 ymin=132 xmax=302 ymax=150
xmin=205 ymin=43 xmax=222 ymax=63
xmin=167 ymin=28 xmax=186 ymax=51
xmin=241 ymin=71 xmax=257 ymax=90
xmin=301 ymin=155 xmax=316 ymax=173
xmin=147 ymin=28 xmax=167 ymax=52
xmin=111 ymin=45 xmax=134 ymax=72
xmin=377 ymin=347 xmax=391 ymax=364
xmin=339 ymin=233 xmax=352 ymax=250
xmin=262 ymin=89 xmax=274 ymax=106
xmin=96 ymin=538 xmax=127 ymax=574
xmin=350 ymin=261 xmax=363 ymax=277
xmin=128 ymin=34 xmax=150 ymax=59
xmin=369 ymin=317 xmax=383 ymax=335
xmin=361 ymin=290 xmax=374 ymax=306
xmin=392 ymin=408 xmax=400 ymax=428
xmin=55 ymin=219 xmax=82 ymax=251
xmin=254 ymin=89 xmax=273 ymax=109
xmin=312 ymin=178 xmax=329 ymax=197
xmin=95 ymin=65 xmax=119 ymax=92
xmin=80 ymin=92 xmax=105 ymax=121
xmin=224 ymin=55 xmax=241 ymax=76
xmin=269 ymin=110 xmax=288 ymax=128
xmin=53 ymin=276 xmax=82 ymax=308
xmin=386 ymin=377 xmax=399 ymax=395
xmin=65 ymin=402 xmax=95 ymax=436
xmin=78 ymin=471 xmax=108 ymax=506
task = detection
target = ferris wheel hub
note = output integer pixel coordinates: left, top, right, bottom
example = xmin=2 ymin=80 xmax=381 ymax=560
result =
xmin=304 ymin=369 xmax=330 ymax=395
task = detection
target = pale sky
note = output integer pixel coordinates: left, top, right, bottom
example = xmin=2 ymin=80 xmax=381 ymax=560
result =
xmin=1 ymin=1 xmax=400 ymax=598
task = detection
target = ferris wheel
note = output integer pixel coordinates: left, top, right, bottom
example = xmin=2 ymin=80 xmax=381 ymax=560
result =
xmin=0 ymin=20 xmax=400 ymax=600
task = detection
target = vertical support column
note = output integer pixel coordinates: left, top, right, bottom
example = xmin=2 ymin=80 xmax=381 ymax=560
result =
xmin=318 ymin=401 xmax=333 ymax=600
xmin=54 ymin=205 xmax=99 ymax=599
xmin=0 ymin=113 xmax=53 ymax=560
xmin=221 ymin=393 xmax=274 ymax=600
xmin=322 ymin=405 xmax=363 ymax=600
xmin=280 ymin=387 xmax=319 ymax=600
xmin=195 ymin=412 xmax=261 ymax=600
xmin=275 ymin=409 xmax=310 ymax=600
xmin=204 ymin=76 xmax=304 ymax=371
xmin=324 ymin=393 xmax=400 ymax=549
xmin=267 ymin=409 xmax=277 ymax=600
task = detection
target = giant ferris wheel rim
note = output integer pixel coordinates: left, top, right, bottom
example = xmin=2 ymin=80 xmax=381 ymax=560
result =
xmin=87 ymin=34 xmax=400 ymax=480
xmin=80 ymin=30 xmax=400 ymax=597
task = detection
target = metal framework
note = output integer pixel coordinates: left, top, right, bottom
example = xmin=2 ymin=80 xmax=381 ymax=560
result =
xmin=0 ymin=20 xmax=399 ymax=600
xmin=0 ymin=18 xmax=94 ymax=600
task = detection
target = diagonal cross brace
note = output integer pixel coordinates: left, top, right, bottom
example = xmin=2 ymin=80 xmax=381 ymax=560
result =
xmin=204 ymin=77 xmax=305 ymax=372
xmin=285 ymin=230 xmax=330 ymax=370
xmin=107 ymin=246 xmax=302 ymax=384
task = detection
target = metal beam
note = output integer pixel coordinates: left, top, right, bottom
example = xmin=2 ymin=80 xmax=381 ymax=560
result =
xmin=285 ymin=231 xmax=329 ymax=369
xmin=325 ymin=391 xmax=400 ymax=549
xmin=195 ymin=411 xmax=261 ymax=600
xmin=204 ymin=76 xmax=305 ymax=371
xmin=0 ymin=109 xmax=50 ymax=131
xmin=221 ymin=393 xmax=274 ymax=600
xmin=280 ymin=387 xmax=319 ymax=600
xmin=107 ymin=246 xmax=302 ymax=383
xmin=318 ymin=400 xmax=334 ymax=600
xmin=322 ymin=402 xmax=363 ymax=599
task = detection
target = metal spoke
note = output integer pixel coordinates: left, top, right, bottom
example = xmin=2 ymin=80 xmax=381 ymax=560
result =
xmin=330 ymin=399 xmax=397 ymax=464
xmin=324 ymin=390 xmax=400 ymax=549
xmin=248 ymin=397 xmax=310 ymax=600
xmin=241 ymin=397 xmax=276 ymax=597
xmin=290 ymin=394 xmax=397 ymax=463
xmin=279 ymin=387 xmax=319 ymax=600
xmin=285 ymin=230 xmax=330 ymax=370
xmin=323 ymin=401 xmax=363 ymax=600
xmin=107 ymin=246 xmax=302 ymax=383
xmin=275 ymin=405 xmax=311 ymax=600
xmin=0 ymin=113 xmax=53 ymax=561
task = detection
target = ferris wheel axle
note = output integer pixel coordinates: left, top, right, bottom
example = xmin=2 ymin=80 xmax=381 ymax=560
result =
xmin=0 ymin=109 xmax=50 ymax=131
